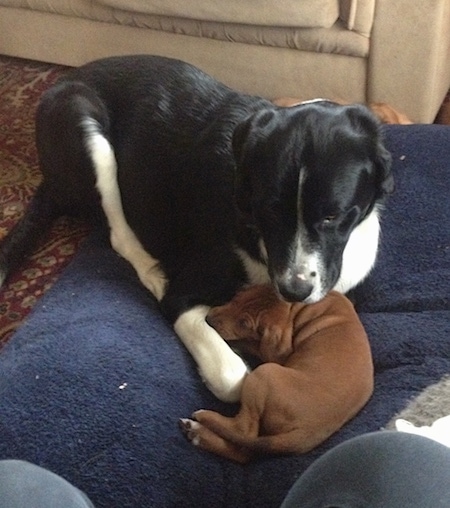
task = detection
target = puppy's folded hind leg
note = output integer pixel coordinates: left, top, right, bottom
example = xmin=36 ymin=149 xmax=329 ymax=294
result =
xmin=179 ymin=418 xmax=252 ymax=464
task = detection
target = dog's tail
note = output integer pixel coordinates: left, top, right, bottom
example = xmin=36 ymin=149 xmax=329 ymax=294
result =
xmin=0 ymin=80 xmax=110 ymax=287
xmin=0 ymin=183 xmax=61 ymax=286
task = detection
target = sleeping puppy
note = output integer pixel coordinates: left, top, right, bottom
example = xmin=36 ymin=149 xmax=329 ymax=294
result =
xmin=180 ymin=285 xmax=373 ymax=463
xmin=0 ymin=55 xmax=392 ymax=403
xmin=273 ymin=97 xmax=413 ymax=124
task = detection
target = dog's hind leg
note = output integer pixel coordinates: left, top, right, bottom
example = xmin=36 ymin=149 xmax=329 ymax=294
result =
xmin=174 ymin=305 xmax=249 ymax=402
xmin=82 ymin=117 xmax=248 ymax=401
xmin=82 ymin=118 xmax=167 ymax=302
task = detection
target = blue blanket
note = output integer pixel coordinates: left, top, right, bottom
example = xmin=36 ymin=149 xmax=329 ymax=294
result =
xmin=0 ymin=125 xmax=449 ymax=508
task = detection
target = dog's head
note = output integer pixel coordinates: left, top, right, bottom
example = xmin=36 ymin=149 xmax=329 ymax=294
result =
xmin=233 ymin=102 xmax=393 ymax=303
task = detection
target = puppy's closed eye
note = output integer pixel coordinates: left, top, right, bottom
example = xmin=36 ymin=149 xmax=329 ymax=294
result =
xmin=238 ymin=315 xmax=252 ymax=331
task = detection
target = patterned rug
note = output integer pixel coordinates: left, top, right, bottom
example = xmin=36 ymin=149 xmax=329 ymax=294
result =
xmin=0 ymin=54 xmax=449 ymax=346
xmin=0 ymin=56 xmax=90 ymax=345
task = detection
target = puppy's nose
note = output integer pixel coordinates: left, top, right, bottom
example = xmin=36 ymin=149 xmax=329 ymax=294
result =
xmin=206 ymin=314 xmax=219 ymax=328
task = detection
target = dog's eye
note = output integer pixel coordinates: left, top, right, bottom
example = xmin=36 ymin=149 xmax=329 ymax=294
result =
xmin=322 ymin=215 xmax=337 ymax=225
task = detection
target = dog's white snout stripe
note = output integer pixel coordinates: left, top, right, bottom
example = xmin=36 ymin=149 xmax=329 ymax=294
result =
xmin=296 ymin=270 xmax=316 ymax=282
xmin=282 ymin=249 xmax=325 ymax=302
xmin=296 ymin=262 xmax=318 ymax=280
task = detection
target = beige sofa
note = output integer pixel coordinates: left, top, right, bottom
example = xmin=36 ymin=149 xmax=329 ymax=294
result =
xmin=1 ymin=0 xmax=449 ymax=123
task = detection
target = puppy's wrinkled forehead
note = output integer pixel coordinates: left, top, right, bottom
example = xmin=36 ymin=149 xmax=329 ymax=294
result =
xmin=230 ymin=285 xmax=281 ymax=315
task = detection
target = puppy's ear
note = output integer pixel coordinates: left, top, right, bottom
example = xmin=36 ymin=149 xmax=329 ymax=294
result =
xmin=376 ymin=143 xmax=394 ymax=197
xmin=259 ymin=324 xmax=293 ymax=363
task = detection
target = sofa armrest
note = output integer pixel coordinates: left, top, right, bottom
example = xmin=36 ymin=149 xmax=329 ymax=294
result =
xmin=368 ymin=0 xmax=450 ymax=123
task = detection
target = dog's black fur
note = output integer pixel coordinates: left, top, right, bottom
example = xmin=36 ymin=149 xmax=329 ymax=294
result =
xmin=0 ymin=56 xmax=392 ymax=398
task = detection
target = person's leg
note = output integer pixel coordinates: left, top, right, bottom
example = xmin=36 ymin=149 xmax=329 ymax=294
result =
xmin=0 ymin=460 xmax=94 ymax=508
xmin=281 ymin=431 xmax=450 ymax=508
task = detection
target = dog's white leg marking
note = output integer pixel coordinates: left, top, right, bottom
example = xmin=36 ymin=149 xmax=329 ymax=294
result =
xmin=334 ymin=206 xmax=381 ymax=294
xmin=82 ymin=118 xmax=167 ymax=301
xmin=174 ymin=305 xmax=249 ymax=403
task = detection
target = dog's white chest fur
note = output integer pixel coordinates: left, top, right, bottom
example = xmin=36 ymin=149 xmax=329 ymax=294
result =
xmin=235 ymin=239 xmax=271 ymax=285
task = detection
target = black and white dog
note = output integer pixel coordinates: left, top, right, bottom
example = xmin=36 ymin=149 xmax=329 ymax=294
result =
xmin=0 ymin=55 xmax=393 ymax=402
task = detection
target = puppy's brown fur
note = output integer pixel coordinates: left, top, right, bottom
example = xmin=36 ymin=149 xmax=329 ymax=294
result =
xmin=180 ymin=285 xmax=373 ymax=463
xmin=273 ymin=97 xmax=413 ymax=124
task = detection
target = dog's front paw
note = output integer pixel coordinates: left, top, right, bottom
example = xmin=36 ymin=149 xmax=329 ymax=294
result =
xmin=174 ymin=306 xmax=250 ymax=403
xmin=200 ymin=354 xmax=249 ymax=403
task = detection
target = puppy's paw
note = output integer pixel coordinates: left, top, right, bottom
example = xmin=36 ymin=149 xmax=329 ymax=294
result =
xmin=179 ymin=418 xmax=202 ymax=446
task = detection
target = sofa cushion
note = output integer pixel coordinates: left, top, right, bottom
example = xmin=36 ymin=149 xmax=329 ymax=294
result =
xmin=0 ymin=0 xmax=369 ymax=58
xmin=340 ymin=0 xmax=375 ymax=36
xmin=353 ymin=125 xmax=450 ymax=313
xmin=95 ymin=0 xmax=340 ymax=28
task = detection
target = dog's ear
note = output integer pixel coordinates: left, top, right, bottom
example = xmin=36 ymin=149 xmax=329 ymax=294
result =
xmin=232 ymin=109 xmax=277 ymax=166
xmin=232 ymin=109 xmax=278 ymax=216
xmin=345 ymin=105 xmax=394 ymax=198
xmin=376 ymin=143 xmax=394 ymax=198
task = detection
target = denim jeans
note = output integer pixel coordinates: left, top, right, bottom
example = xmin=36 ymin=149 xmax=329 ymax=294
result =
xmin=282 ymin=431 xmax=450 ymax=508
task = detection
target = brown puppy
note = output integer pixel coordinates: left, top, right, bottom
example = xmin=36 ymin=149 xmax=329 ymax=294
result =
xmin=368 ymin=102 xmax=413 ymax=125
xmin=180 ymin=285 xmax=373 ymax=463
xmin=273 ymin=97 xmax=413 ymax=124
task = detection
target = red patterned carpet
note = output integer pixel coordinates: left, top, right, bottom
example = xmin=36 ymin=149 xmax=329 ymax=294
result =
xmin=0 ymin=54 xmax=449 ymax=346
xmin=0 ymin=56 xmax=90 ymax=344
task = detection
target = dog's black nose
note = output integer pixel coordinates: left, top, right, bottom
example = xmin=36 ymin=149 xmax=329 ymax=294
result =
xmin=277 ymin=279 xmax=313 ymax=302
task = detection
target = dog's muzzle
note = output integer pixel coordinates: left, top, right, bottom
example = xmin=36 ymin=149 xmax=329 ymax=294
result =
xmin=275 ymin=269 xmax=317 ymax=302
